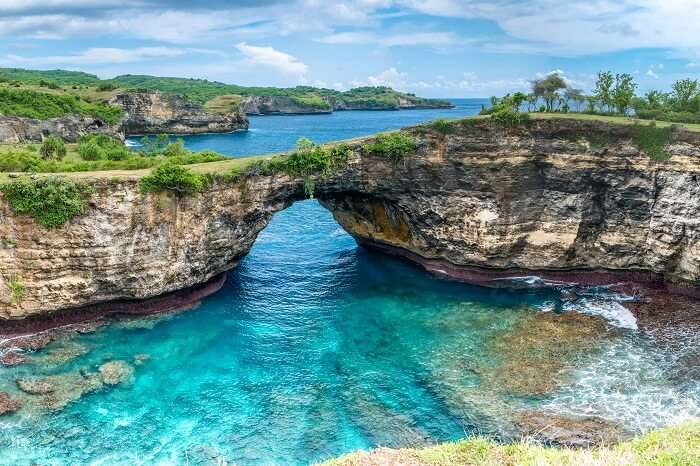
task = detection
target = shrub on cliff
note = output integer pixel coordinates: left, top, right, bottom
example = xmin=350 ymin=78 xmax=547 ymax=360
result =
xmin=140 ymin=164 xmax=204 ymax=197
xmin=78 ymin=134 xmax=130 ymax=161
xmin=362 ymin=132 xmax=416 ymax=161
xmin=0 ymin=176 xmax=95 ymax=228
xmin=39 ymin=136 xmax=67 ymax=160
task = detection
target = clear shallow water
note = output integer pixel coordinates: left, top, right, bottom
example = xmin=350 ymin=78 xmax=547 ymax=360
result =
xmin=1 ymin=101 xmax=699 ymax=465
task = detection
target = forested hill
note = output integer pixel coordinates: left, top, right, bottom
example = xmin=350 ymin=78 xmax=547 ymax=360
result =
xmin=0 ymin=68 xmax=453 ymax=113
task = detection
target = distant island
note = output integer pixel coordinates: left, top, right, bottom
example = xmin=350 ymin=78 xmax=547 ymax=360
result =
xmin=0 ymin=67 xmax=453 ymax=116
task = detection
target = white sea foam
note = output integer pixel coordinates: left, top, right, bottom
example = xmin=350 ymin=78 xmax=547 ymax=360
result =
xmin=564 ymin=297 xmax=638 ymax=330
xmin=544 ymin=338 xmax=700 ymax=432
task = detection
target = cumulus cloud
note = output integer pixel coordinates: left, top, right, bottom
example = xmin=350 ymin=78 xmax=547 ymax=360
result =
xmin=235 ymin=42 xmax=308 ymax=76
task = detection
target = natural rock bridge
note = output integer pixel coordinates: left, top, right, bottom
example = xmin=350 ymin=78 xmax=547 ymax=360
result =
xmin=2 ymin=118 xmax=700 ymax=331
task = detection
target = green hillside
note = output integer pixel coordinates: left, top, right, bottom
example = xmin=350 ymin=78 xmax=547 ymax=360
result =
xmin=0 ymin=68 xmax=452 ymax=111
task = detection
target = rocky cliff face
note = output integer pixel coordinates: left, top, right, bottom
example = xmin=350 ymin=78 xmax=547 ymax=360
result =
xmin=2 ymin=118 xmax=700 ymax=326
xmin=0 ymin=115 xmax=122 ymax=144
xmin=240 ymin=96 xmax=331 ymax=115
xmin=111 ymin=92 xmax=249 ymax=135
xmin=239 ymin=95 xmax=453 ymax=114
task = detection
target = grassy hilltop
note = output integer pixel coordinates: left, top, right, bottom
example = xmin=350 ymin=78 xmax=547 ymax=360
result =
xmin=0 ymin=67 xmax=452 ymax=114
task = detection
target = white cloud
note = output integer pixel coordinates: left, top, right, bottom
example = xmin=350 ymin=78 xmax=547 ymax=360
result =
xmin=318 ymin=31 xmax=457 ymax=47
xmin=366 ymin=67 xmax=408 ymax=88
xmin=235 ymin=42 xmax=308 ymax=76
xmin=6 ymin=47 xmax=188 ymax=65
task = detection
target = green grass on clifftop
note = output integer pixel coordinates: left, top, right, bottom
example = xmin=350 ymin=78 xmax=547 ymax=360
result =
xmin=319 ymin=421 xmax=700 ymax=466
xmin=0 ymin=88 xmax=123 ymax=124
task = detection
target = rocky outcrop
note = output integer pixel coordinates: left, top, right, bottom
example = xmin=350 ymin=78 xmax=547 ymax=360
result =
xmin=239 ymin=95 xmax=453 ymax=114
xmin=240 ymin=96 xmax=331 ymax=115
xmin=110 ymin=92 xmax=249 ymax=135
xmin=0 ymin=115 xmax=122 ymax=144
xmin=2 ymin=118 xmax=700 ymax=327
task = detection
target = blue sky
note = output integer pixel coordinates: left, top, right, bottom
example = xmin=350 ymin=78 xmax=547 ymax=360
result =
xmin=1 ymin=0 xmax=699 ymax=97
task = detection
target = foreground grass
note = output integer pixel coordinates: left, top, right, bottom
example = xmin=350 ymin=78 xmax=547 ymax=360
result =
xmin=531 ymin=112 xmax=700 ymax=133
xmin=319 ymin=422 xmax=700 ymax=466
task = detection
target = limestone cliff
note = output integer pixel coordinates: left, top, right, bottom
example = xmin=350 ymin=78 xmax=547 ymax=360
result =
xmin=240 ymin=96 xmax=332 ymax=115
xmin=0 ymin=115 xmax=122 ymax=144
xmin=2 ymin=118 xmax=700 ymax=325
xmin=111 ymin=92 xmax=249 ymax=135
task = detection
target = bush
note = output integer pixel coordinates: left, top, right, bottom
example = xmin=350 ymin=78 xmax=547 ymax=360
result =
xmin=0 ymin=177 xmax=95 ymax=228
xmin=429 ymin=119 xmax=456 ymax=135
xmin=362 ymin=132 xmax=416 ymax=161
xmin=492 ymin=107 xmax=531 ymax=127
xmin=140 ymin=164 xmax=204 ymax=197
xmin=162 ymin=139 xmax=189 ymax=158
xmin=77 ymin=141 xmax=106 ymax=161
xmin=39 ymin=136 xmax=67 ymax=160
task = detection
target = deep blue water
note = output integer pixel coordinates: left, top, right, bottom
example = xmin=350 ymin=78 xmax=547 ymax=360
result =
xmin=127 ymin=99 xmax=489 ymax=156
xmin=1 ymin=101 xmax=699 ymax=465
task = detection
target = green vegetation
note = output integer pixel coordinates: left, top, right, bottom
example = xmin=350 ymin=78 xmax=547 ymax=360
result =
xmin=0 ymin=176 xmax=95 ymax=228
xmin=39 ymin=136 xmax=67 ymax=160
xmin=0 ymin=68 xmax=450 ymax=114
xmin=495 ymin=69 xmax=700 ymax=126
xmin=7 ymin=276 xmax=25 ymax=306
xmin=632 ymin=122 xmax=674 ymax=161
xmin=140 ymin=164 xmax=205 ymax=197
xmin=480 ymin=93 xmax=531 ymax=127
xmin=0 ymin=88 xmax=123 ymax=124
xmin=362 ymin=132 xmax=416 ymax=161
xmin=429 ymin=118 xmax=458 ymax=135
xmin=320 ymin=421 xmax=700 ymax=466
xmin=0 ymin=137 xmax=226 ymax=174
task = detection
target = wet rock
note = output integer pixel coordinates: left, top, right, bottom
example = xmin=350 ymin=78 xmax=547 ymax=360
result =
xmin=0 ymin=392 xmax=21 ymax=415
xmin=0 ymin=351 xmax=28 ymax=366
xmin=99 ymin=360 xmax=133 ymax=385
xmin=515 ymin=410 xmax=626 ymax=447
xmin=0 ymin=333 xmax=52 ymax=352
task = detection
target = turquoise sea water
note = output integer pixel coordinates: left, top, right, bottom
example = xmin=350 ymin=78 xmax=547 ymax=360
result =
xmin=1 ymin=101 xmax=699 ymax=465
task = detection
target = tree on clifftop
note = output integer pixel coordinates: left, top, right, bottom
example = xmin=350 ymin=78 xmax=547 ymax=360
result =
xmin=531 ymin=73 xmax=567 ymax=112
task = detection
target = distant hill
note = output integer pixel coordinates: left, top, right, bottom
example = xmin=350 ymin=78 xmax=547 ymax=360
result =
xmin=0 ymin=68 xmax=453 ymax=114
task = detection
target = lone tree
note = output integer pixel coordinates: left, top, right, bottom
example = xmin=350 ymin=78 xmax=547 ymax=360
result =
xmin=671 ymin=78 xmax=699 ymax=112
xmin=39 ymin=136 xmax=67 ymax=160
xmin=611 ymin=73 xmax=637 ymax=115
xmin=594 ymin=71 xmax=615 ymax=112
xmin=532 ymin=73 xmax=567 ymax=112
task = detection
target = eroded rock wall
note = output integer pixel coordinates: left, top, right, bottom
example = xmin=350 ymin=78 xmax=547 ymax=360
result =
xmin=2 ymin=118 xmax=700 ymax=323
xmin=0 ymin=115 xmax=123 ymax=144
xmin=111 ymin=92 xmax=249 ymax=135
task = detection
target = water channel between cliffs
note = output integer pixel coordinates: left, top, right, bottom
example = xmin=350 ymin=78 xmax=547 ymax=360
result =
xmin=1 ymin=104 xmax=699 ymax=465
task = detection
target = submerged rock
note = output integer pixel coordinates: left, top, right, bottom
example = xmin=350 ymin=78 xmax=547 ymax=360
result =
xmin=483 ymin=311 xmax=610 ymax=396
xmin=15 ymin=359 xmax=133 ymax=412
xmin=17 ymin=377 xmax=56 ymax=395
xmin=0 ymin=392 xmax=21 ymax=415
xmin=99 ymin=360 xmax=133 ymax=385
xmin=40 ymin=342 xmax=89 ymax=365
xmin=0 ymin=351 xmax=28 ymax=366
xmin=515 ymin=410 xmax=626 ymax=447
